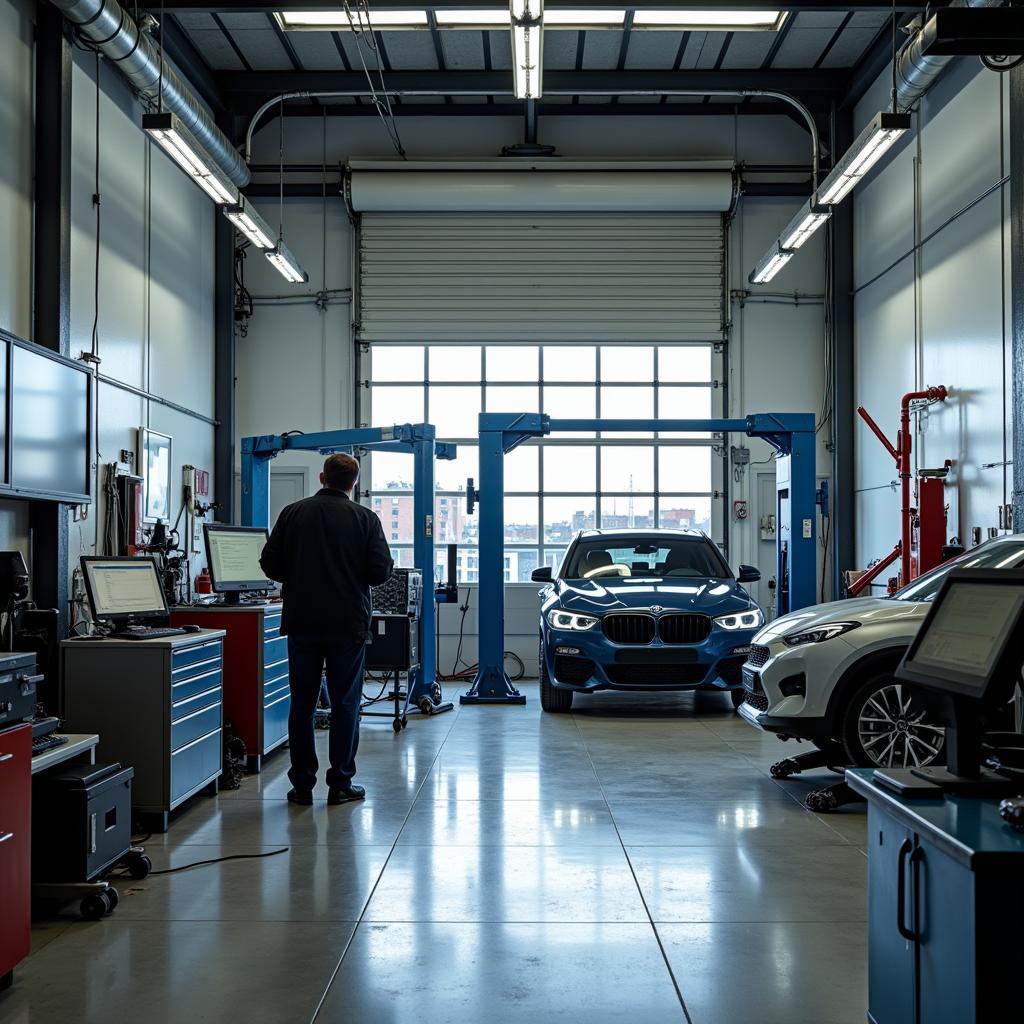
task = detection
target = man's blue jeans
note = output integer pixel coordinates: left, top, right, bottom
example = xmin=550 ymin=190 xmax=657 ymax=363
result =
xmin=286 ymin=635 xmax=365 ymax=792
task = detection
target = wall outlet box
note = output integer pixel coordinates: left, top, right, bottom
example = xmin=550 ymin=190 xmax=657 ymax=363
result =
xmin=731 ymin=446 xmax=750 ymax=466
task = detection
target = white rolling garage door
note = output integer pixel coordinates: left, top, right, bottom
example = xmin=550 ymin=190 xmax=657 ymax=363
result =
xmin=357 ymin=211 xmax=726 ymax=344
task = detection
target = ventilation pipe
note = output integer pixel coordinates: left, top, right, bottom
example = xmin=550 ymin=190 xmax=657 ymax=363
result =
xmin=48 ymin=0 xmax=250 ymax=188
xmin=895 ymin=0 xmax=1001 ymax=111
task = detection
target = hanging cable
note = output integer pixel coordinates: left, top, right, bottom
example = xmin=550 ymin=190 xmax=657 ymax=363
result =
xmin=343 ymin=0 xmax=406 ymax=157
xmin=278 ymin=96 xmax=285 ymax=243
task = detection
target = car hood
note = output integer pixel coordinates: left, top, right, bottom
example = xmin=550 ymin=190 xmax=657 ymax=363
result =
xmin=554 ymin=578 xmax=756 ymax=616
xmin=753 ymin=596 xmax=928 ymax=643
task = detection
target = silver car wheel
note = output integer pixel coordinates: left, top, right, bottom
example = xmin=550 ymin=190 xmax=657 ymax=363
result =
xmin=857 ymin=683 xmax=945 ymax=768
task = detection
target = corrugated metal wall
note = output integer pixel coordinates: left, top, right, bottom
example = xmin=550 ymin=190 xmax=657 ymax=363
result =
xmin=359 ymin=212 xmax=725 ymax=343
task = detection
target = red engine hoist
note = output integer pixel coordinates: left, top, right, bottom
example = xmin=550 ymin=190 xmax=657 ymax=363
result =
xmin=848 ymin=386 xmax=952 ymax=597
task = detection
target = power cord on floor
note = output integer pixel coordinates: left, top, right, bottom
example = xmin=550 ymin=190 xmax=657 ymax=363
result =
xmin=148 ymin=849 xmax=289 ymax=876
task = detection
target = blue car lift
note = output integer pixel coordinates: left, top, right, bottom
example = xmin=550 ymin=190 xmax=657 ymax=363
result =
xmin=240 ymin=423 xmax=455 ymax=711
xmin=461 ymin=412 xmax=818 ymax=705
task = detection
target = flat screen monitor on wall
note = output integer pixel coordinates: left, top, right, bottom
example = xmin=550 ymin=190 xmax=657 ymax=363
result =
xmin=9 ymin=343 xmax=90 ymax=499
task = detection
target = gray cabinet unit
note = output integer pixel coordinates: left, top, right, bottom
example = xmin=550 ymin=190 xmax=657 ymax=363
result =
xmin=62 ymin=631 xmax=226 ymax=832
xmin=848 ymin=769 xmax=1024 ymax=1024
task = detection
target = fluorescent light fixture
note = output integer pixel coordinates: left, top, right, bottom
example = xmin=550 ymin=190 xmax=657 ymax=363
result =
xmin=779 ymin=199 xmax=831 ymax=251
xmin=223 ymin=198 xmax=276 ymax=250
xmin=143 ymin=112 xmax=237 ymax=205
xmin=436 ymin=7 xmax=623 ymax=26
xmin=266 ymin=240 xmax=308 ymax=284
xmin=749 ymin=242 xmax=795 ymax=285
xmin=817 ymin=110 xmax=911 ymax=205
xmin=633 ymin=9 xmax=786 ymax=30
xmin=276 ymin=9 xmax=428 ymax=29
xmin=511 ymin=0 xmax=543 ymax=99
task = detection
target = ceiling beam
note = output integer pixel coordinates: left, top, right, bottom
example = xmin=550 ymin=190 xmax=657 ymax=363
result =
xmin=219 ymin=67 xmax=846 ymax=104
xmin=153 ymin=0 xmax=934 ymax=12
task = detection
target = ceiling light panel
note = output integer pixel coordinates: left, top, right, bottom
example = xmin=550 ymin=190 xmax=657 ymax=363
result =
xmin=277 ymin=10 xmax=429 ymax=30
xmin=816 ymin=111 xmax=911 ymax=205
xmin=633 ymin=9 xmax=786 ymax=31
xmin=435 ymin=7 xmax=623 ymax=26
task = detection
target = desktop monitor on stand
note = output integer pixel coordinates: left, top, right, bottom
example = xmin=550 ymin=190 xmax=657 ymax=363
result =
xmin=80 ymin=557 xmax=170 ymax=628
xmin=886 ymin=568 xmax=1024 ymax=795
xmin=203 ymin=525 xmax=273 ymax=605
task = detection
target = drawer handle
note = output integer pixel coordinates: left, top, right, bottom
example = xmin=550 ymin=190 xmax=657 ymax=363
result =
xmin=896 ymin=839 xmax=918 ymax=941
xmin=0 ymin=831 xmax=14 ymax=843
xmin=0 ymin=753 xmax=13 ymax=763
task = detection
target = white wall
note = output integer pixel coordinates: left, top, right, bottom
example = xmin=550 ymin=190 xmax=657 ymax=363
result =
xmin=852 ymin=57 xmax=1012 ymax=587
xmin=68 ymin=50 xmax=217 ymax=589
xmin=238 ymin=110 xmax=828 ymax=674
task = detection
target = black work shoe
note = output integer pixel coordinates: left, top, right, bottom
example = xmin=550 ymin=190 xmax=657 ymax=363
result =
xmin=287 ymin=788 xmax=314 ymax=806
xmin=327 ymin=785 xmax=365 ymax=805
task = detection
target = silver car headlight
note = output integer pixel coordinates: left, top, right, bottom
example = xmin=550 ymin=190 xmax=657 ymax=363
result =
xmin=781 ymin=621 xmax=861 ymax=647
xmin=547 ymin=609 xmax=600 ymax=631
xmin=714 ymin=609 xmax=764 ymax=631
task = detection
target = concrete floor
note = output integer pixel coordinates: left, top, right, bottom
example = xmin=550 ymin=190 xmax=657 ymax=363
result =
xmin=4 ymin=683 xmax=869 ymax=1024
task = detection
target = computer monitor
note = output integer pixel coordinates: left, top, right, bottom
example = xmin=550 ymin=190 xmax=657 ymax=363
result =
xmin=898 ymin=569 xmax=1024 ymax=701
xmin=894 ymin=568 xmax=1024 ymax=787
xmin=80 ymin=557 xmax=169 ymax=625
xmin=204 ymin=525 xmax=273 ymax=603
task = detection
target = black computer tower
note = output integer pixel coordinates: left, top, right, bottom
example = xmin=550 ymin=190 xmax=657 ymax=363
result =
xmin=33 ymin=763 xmax=134 ymax=882
xmin=365 ymin=615 xmax=420 ymax=671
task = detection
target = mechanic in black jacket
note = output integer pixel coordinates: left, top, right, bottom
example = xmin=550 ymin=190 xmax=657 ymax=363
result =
xmin=260 ymin=452 xmax=393 ymax=806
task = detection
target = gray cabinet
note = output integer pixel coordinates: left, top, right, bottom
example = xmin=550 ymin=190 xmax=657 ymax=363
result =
xmin=62 ymin=631 xmax=226 ymax=832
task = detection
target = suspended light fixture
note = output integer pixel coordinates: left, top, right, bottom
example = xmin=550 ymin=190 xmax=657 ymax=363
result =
xmin=276 ymin=9 xmax=428 ymax=29
xmin=816 ymin=111 xmax=911 ymax=205
xmin=143 ymin=112 xmax=237 ymax=205
xmin=266 ymin=240 xmax=309 ymax=284
xmin=511 ymin=0 xmax=544 ymax=100
xmin=222 ymin=197 xmax=276 ymax=250
xmin=779 ymin=199 xmax=831 ymax=251
xmin=749 ymin=242 xmax=795 ymax=285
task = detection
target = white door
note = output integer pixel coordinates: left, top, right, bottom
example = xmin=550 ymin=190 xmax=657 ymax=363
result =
xmin=270 ymin=469 xmax=308 ymax=528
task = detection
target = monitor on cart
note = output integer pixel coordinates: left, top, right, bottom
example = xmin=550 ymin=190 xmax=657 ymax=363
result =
xmin=204 ymin=525 xmax=274 ymax=603
xmin=81 ymin=557 xmax=169 ymax=626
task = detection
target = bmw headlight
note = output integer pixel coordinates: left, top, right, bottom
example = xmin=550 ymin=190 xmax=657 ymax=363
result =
xmin=547 ymin=609 xmax=600 ymax=631
xmin=714 ymin=609 xmax=764 ymax=631
xmin=782 ymin=621 xmax=861 ymax=647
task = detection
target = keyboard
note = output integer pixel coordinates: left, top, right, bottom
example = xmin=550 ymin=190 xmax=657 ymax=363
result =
xmin=111 ymin=626 xmax=186 ymax=641
xmin=33 ymin=733 xmax=69 ymax=756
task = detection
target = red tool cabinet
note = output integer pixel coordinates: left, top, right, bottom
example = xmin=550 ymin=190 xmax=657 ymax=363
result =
xmin=0 ymin=722 xmax=31 ymax=990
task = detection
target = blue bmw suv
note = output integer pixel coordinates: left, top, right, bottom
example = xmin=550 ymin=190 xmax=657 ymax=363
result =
xmin=532 ymin=529 xmax=764 ymax=712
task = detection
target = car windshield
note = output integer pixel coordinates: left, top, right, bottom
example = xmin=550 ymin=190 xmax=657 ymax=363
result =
xmin=892 ymin=538 xmax=1024 ymax=602
xmin=563 ymin=536 xmax=731 ymax=580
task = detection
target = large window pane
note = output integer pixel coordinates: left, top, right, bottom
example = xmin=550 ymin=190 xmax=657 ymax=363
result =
xmin=543 ymin=445 xmax=596 ymax=492
xmin=435 ymin=494 xmax=471 ymax=545
xmin=372 ymin=493 xmax=414 ymax=543
xmin=658 ymin=385 xmax=713 ymax=437
xmin=544 ymin=496 xmax=596 ymax=543
xmin=428 ymin=386 xmax=482 ymax=438
xmin=487 ymin=385 xmax=539 ymax=413
xmin=602 ymin=345 xmax=653 ymax=382
xmin=504 ymin=548 xmax=539 ymax=582
xmin=600 ymin=495 xmax=655 ymax=530
xmin=504 ymin=497 xmax=539 ymax=543
xmin=659 ymin=446 xmax=713 ymax=493
xmin=660 ymin=346 xmax=712 ymax=382
xmin=392 ymin=547 xmax=416 ymax=570
xmin=372 ymin=385 xmax=424 ymax=425
xmin=372 ymin=345 xmax=424 ymax=382
xmin=434 ymin=446 xmax=478 ymax=493
xmin=601 ymin=445 xmax=654 ymax=492
xmin=487 ymin=345 xmax=538 ymax=381
xmin=544 ymin=346 xmax=596 ymax=382
xmin=429 ymin=346 xmax=480 ymax=382
xmin=505 ymin=443 xmax=539 ymax=492
xmin=542 ymin=385 xmax=596 ymax=436
xmin=370 ymin=451 xmax=414 ymax=490
xmin=659 ymin=497 xmax=713 ymax=534
xmin=543 ymin=548 xmax=567 ymax=571
xmin=600 ymin=386 xmax=654 ymax=437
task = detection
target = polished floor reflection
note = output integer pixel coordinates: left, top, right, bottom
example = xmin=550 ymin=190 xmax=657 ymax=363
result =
xmin=4 ymin=684 xmax=868 ymax=1023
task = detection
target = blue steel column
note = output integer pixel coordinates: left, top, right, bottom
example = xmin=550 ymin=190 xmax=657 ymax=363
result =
xmin=785 ymin=422 xmax=818 ymax=611
xmin=240 ymin=437 xmax=271 ymax=528
xmin=461 ymin=417 xmax=526 ymax=704
xmin=409 ymin=431 xmax=435 ymax=703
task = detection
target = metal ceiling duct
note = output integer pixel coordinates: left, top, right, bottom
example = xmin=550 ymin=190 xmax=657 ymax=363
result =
xmin=895 ymin=0 xmax=1001 ymax=111
xmin=48 ymin=0 xmax=250 ymax=188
